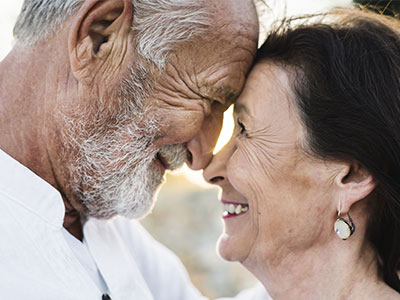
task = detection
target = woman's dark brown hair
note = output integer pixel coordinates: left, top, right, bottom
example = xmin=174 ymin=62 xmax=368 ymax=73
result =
xmin=256 ymin=9 xmax=400 ymax=291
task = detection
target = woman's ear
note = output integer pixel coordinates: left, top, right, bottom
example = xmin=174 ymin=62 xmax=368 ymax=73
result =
xmin=68 ymin=0 xmax=133 ymax=85
xmin=335 ymin=162 xmax=376 ymax=214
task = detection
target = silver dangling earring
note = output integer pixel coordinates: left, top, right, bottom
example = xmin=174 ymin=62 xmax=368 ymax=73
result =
xmin=334 ymin=210 xmax=355 ymax=240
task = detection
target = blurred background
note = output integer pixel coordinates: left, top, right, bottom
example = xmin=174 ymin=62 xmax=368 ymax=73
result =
xmin=1 ymin=0 xmax=396 ymax=298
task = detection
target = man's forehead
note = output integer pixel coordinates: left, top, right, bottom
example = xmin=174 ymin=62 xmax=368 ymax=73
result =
xmin=209 ymin=0 xmax=259 ymax=31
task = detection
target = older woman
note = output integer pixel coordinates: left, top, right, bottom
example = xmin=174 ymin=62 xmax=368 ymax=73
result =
xmin=204 ymin=10 xmax=400 ymax=299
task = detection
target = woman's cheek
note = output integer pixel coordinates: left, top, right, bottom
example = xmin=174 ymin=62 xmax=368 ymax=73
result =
xmin=226 ymin=147 xmax=264 ymax=200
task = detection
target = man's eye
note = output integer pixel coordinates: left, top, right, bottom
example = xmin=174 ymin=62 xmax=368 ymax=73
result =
xmin=237 ymin=118 xmax=246 ymax=135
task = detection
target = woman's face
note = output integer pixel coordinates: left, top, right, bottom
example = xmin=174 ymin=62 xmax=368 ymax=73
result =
xmin=203 ymin=62 xmax=341 ymax=266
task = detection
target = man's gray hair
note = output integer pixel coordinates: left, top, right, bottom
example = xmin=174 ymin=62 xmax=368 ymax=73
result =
xmin=14 ymin=0 xmax=211 ymax=68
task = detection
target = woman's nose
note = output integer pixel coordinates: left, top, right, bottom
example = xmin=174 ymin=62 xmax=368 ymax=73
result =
xmin=203 ymin=142 xmax=233 ymax=185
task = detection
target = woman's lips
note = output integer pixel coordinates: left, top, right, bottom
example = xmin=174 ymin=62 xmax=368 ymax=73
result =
xmin=221 ymin=200 xmax=249 ymax=219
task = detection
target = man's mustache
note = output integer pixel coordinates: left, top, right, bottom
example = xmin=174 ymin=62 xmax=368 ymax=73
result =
xmin=157 ymin=144 xmax=189 ymax=170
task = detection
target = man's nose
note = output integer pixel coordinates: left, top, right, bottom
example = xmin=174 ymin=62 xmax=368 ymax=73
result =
xmin=186 ymin=134 xmax=213 ymax=170
xmin=186 ymin=112 xmax=223 ymax=170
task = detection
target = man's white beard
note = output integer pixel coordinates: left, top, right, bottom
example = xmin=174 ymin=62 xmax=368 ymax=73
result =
xmin=62 ymin=66 xmax=187 ymax=220
xmin=64 ymin=105 xmax=161 ymax=219
xmin=75 ymin=114 xmax=163 ymax=219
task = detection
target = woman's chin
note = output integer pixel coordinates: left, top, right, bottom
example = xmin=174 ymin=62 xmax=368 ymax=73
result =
xmin=217 ymin=233 xmax=249 ymax=262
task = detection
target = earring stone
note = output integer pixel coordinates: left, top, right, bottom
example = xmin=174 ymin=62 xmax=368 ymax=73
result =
xmin=334 ymin=212 xmax=355 ymax=240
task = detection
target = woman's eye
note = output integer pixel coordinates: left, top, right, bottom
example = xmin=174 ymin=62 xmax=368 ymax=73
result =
xmin=237 ymin=118 xmax=247 ymax=135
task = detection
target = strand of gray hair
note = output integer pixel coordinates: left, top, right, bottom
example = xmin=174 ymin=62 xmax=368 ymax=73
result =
xmin=13 ymin=0 xmax=211 ymax=68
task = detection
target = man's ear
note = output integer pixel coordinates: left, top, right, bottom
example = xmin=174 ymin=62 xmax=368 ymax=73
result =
xmin=335 ymin=162 xmax=377 ymax=214
xmin=68 ymin=0 xmax=133 ymax=85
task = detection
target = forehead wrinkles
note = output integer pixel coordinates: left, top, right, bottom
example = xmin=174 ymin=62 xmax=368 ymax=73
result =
xmin=153 ymin=54 xmax=202 ymax=102
xmin=197 ymin=27 xmax=257 ymax=70
xmin=152 ymin=18 xmax=257 ymax=107
xmin=193 ymin=32 xmax=257 ymax=101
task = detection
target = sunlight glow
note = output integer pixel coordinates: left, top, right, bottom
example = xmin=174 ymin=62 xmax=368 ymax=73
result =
xmin=213 ymin=105 xmax=235 ymax=154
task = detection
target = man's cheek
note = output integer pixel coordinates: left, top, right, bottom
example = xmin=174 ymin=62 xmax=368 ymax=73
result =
xmin=155 ymin=111 xmax=205 ymax=146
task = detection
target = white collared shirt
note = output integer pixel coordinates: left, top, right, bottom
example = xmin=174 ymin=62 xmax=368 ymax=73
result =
xmin=0 ymin=149 xmax=270 ymax=300
xmin=61 ymin=227 xmax=108 ymax=292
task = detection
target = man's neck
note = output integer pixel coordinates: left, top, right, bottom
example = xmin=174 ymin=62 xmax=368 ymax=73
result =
xmin=0 ymin=47 xmax=46 ymax=174
xmin=0 ymin=42 xmax=84 ymax=241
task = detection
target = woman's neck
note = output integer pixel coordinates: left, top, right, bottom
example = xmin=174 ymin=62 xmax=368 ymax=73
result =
xmin=244 ymin=239 xmax=398 ymax=299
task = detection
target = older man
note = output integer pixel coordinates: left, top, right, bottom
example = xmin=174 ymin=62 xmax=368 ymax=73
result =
xmin=0 ymin=0 xmax=267 ymax=299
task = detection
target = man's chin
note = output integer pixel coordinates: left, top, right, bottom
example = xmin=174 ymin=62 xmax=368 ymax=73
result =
xmin=82 ymin=172 xmax=166 ymax=221
xmin=83 ymin=196 xmax=156 ymax=220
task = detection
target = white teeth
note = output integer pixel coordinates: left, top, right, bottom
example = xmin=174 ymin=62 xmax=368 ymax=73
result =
xmin=222 ymin=203 xmax=249 ymax=217
xmin=235 ymin=205 xmax=242 ymax=214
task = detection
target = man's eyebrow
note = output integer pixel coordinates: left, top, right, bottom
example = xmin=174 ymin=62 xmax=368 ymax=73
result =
xmin=216 ymin=86 xmax=238 ymax=103
xmin=201 ymin=85 xmax=238 ymax=104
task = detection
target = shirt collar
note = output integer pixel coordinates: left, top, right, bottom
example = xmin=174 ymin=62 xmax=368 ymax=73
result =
xmin=0 ymin=149 xmax=65 ymax=227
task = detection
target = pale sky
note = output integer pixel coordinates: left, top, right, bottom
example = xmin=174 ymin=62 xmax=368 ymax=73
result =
xmin=0 ymin=0 xmax=353 ymax=184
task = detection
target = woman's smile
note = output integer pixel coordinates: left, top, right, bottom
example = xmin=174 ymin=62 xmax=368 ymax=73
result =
xmin=221 ymin=199 xmax=249 ymax=218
